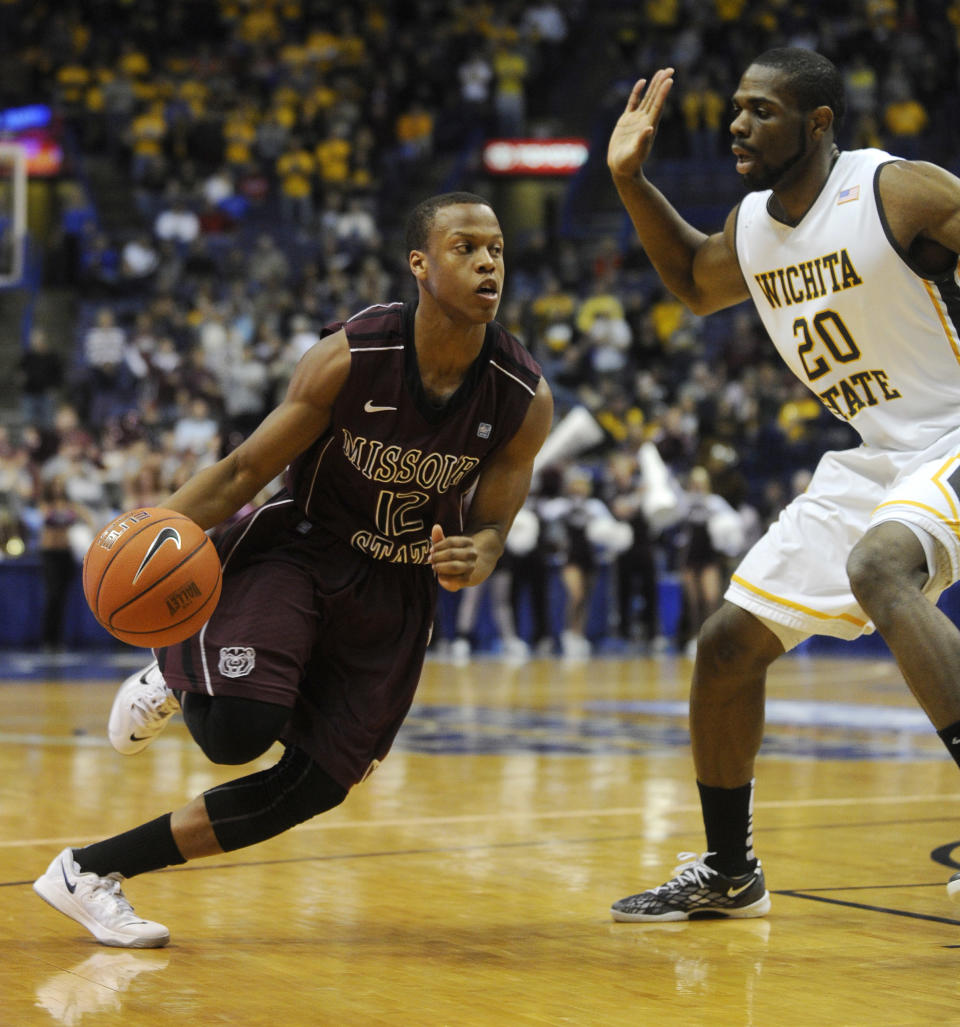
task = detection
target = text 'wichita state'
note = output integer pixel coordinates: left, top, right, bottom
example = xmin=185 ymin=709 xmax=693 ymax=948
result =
xmin=753 ymin=248 xmax=863 ymax=308
xmin=755 ymin=248 xmax=904 ymax=423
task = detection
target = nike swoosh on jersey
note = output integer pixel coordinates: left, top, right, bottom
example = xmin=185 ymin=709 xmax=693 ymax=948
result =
xmin=133 ymin=527 xmax=183 ymax=584
xmin=364 ymin=400 xmax=398 ymax=413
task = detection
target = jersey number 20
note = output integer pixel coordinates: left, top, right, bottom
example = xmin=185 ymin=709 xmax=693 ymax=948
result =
xmin=794 ymin=310 xmax=861 ymax=381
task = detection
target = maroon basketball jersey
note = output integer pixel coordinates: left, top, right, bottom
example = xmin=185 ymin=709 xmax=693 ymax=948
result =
xmin=285 ymin=302 xmax=542 ymax=565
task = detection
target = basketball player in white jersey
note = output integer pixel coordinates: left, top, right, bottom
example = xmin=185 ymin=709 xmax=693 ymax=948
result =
xmin=605 ymin=48 xmax=960 ymax=921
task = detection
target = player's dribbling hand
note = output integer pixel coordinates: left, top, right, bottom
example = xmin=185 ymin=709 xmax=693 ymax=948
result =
xmin=607 ymin=68 xmax=675 ymax=181
xmin=429 ymin=523 xmax=477 ymax=592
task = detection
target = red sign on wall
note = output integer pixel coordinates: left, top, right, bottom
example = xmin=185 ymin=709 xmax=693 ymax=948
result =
xmin=482 ymin=138 xmax=589 ymax=176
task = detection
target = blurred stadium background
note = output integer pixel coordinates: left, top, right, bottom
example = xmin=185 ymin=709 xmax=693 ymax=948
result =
xmin=1 ymin=0 xmax=959 ymax=656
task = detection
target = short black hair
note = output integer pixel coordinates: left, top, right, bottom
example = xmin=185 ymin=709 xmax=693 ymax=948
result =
xmin=404 ymin=191 xmax=495 ymax=253
xmin=750 ymin=48 xmax=846 ymax=132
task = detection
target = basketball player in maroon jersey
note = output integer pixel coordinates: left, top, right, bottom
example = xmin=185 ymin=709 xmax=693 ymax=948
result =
xmin=34 ymin=192 xmax=553 ymax=947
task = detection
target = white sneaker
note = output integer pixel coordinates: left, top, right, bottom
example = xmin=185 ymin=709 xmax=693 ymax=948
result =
xmin=561 ymin=630 xmax=590 ymax=659
xmin=108 ymin=662 xmax=179 ymax=755
xmin=450 ymin=638 xmax=471 ymax=664
xmin=34 ymin=848 xmax=170 ymax=948
xmin=501 ymin=636 xmax=530 ymax=663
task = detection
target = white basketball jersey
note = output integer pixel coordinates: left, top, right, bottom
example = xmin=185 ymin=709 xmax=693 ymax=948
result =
xmin=735 ymin=148 xmax=960 ymax=451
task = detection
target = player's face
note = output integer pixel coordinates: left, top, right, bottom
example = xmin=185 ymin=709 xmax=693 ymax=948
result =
xmin=415 ymin=204 xmax=505 ymax=323
xmin=729 ymin=65 xmax=811 ymax=192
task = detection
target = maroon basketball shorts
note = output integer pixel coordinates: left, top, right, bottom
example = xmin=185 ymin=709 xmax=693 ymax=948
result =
xmin=156 ymin=496 xmax=437 ymax=789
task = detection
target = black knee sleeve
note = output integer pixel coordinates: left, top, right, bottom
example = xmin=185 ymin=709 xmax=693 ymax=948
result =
xmin=203 ymin=745 xmax=348 ymax=852
xmin=181 ymin=693 xmax=291 ymax=765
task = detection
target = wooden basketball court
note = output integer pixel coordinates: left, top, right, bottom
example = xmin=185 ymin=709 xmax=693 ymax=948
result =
xmin=3 ymin=649 xmax=959 ymax=1025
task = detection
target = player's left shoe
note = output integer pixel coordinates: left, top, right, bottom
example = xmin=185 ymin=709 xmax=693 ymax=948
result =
xmin=947 ymin=871 xmax=960 ymax=902
xmin=34 ymin=848 xmax=170 ymax=948
xmin=108 ymin=661 xmax=179 ymax=755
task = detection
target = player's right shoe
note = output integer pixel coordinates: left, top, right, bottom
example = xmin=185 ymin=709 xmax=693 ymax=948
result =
xmin=611 ymin=852 xmax=771 ymax=922
xmin=34 ymin=848 xmax=170 ymax=948
xmin=108 ymin=661 xmax=179 ymax=755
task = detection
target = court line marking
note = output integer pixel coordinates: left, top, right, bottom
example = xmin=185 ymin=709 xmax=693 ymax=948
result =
xmin=221 ymin=792 xmax=960 ymax=832
xmin=7 ymin=839 xmax=958 ymax=910
xmin=5 ymin=838 xmax=957 ymax=882
xmin=3 ymin=793 xmax=960 ymax=852
xmin=775 ymin=889 xmax=960 ymax=926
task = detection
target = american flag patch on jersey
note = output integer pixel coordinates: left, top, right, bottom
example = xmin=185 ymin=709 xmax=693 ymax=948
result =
xmin=837 ymin=184 xmax=860 ymax=204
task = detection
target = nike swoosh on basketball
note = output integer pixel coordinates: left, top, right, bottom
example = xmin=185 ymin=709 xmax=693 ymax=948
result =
xmin=133 ymin=526 xmax=182 ymax=584
xmin=59 ymin=859 xmax=77 ymax=894
xmin=364 ymin=400 xmax=397 ymax=413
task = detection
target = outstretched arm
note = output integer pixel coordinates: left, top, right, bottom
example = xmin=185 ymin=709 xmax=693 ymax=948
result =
xmin=163 ymin=331 xmax=351 ymax=529
xmin=608 ymin=70 xmax=749 ymax=315
xmin=429 ymin=377 xmax=554 ymax=591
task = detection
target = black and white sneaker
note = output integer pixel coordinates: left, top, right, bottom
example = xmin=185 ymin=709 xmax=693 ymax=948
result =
xmin=611 ymin=852 xmax=771 ymax=922
xmin=108 ymin=661 xmax=179 ymax=755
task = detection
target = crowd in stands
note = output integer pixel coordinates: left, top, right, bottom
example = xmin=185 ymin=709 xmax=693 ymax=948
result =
xmin=3 ymin=1 xmax=960 ymax=653
xmin=600 ymin=0 xmax=960 ymax=168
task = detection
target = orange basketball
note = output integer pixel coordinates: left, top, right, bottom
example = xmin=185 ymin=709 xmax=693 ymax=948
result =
xmin=83 ymin=507 xmax=222 ymax=648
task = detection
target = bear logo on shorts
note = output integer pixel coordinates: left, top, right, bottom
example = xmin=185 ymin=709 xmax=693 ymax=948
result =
xmin=218 ymin=646 xmax=256 ymax=678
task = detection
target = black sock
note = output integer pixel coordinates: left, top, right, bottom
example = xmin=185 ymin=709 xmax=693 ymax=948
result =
xmin=73 ymin=813 xmax=187 ymax=879
xmin=697 ymin=779 xmax=757 ymax=877
xmin=937 ymin=720 xmax=960 ymax=768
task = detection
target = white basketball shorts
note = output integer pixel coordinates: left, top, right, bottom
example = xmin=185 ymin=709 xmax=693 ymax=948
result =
xmin=726 ymin=424 xmax=960 ymax=650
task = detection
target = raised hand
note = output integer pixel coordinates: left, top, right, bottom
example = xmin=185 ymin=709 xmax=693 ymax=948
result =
xmin=607 ymin=68 xmax=675 ymax=181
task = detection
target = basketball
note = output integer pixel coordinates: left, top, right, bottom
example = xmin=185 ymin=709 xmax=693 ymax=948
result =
xmin=82 ymin=507 xmax=222 ymax=648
